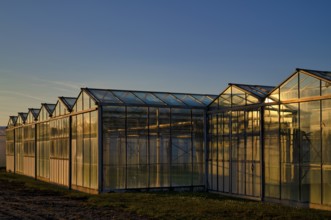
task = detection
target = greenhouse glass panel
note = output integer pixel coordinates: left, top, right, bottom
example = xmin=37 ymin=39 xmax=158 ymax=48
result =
xmin=267 ymin=88 xmax=279 ymax=103
xmin=323 ymin=166 xmax=331 ymax=205
xmin=6 ymin=129 xmax=15 ymax=172
xmin=126 ymin=107 xmax=148 ymax=189
xmin=112 ymin=91 xmax=145 ymax=105
xmin=322 ymin=100 xmax=331 ymax=205
xmin=264 ymin=105 xmax=280 ymax=198
xmin=219 ymin=87 xmax=231 ymax=107
xmin=171 ymin=108 xmax=192 ymax=186
xmin=61 ymin=97 xmax=77 ymax=109
xmin=192 ymin=94 xmax=216 ymax=106
xmin=154 ymin=93 xmax=186 ymax=107
xmin=149 ymin=107 xmax=171 ymax=187
xmin=90 ymin=111 xmax=98 ymax=189
xmin=23 ymin=123 xmax=35 ymax=177
xmin=133 ymin=92 xmax=166 ymax=106
xmin=173 ymin=94 xmax=205 ymax=107
xmin=300 ymin=101 xmax=321 ymax=164
xmin=71 ymin=116 xmax=77 ymax=186
xmin=280 ymin=74 xmax=299 ymax=101
xmin=301 ymin=165 xmax=321 ymax=204
xmin=246 ymin=95 xmax=259 ymax=104
xmin=280 ymin=103 xmax=299 ymax=201
xmin=103 ymin=106 xmax=126 ymax=190
xmin=231 ymin=87 xmax=246 ymax=106
xmin=88 ymin=89 xmax=122 ymax=104
xmin=208 ymin=97 xmax=219 ymax=110
xmin=299 ymin=73 xmax=321 ymax=98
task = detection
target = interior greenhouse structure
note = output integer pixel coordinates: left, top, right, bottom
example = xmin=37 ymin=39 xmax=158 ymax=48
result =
xmin=5 ymin=68 xmax=331 ymax=210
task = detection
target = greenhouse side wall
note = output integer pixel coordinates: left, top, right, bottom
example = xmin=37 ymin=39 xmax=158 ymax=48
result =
xmin=102 ymin=106 xmax=205 ymax=191
xmin=71 ymin=110 xmax=98 ymax=193
xmin=6 ymin=129 xmax=14 ymax=172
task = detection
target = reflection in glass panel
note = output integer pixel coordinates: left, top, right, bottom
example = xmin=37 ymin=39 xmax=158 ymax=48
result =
xmin=280 ymin=73 xmax=299 ymax=101
xmin=263 ymin=106 xmax=278 ymax=198
xmin=231 ymin=87 xmax=246 ymax=106
xmin=88 ymin=89 xmax=122 ymax=104
xmin=154 ymin=93 xmax=185 ymax=106
xmin=134 ymin=92 xmax=166 ymax=105
xmin=299 ymin=73 xmax=320 ymax=98
xmin=112 ymin=91 xmax=144 ymax=105
xmin=149 ymin=107 xmax=171 ymax=187
xmin=301 ymin=166 xmax=321 ymax=204
xmin=103 ymin=106 xmax=126 ymax=190
xmin=127 ymin=107 xmax=148 ymax=188
xmin=246 ymin=95 xmax=259 ymax=104
xmin=219 ymin=87 xmax=231 ymax=107
xmin=300 ymin=101 xmax=321 ymax=164
xmin=322 ymin=100 xmax=331 ymax=165
xmin=171 ymin=108 xmax=192 ymax=186
xmin=280 ymin=103 xmax=299 ymax=201
xmin=173 ymin=94 xmax=205 ymax=107
xmin=192 ymin=95 xmax=215 ymax=105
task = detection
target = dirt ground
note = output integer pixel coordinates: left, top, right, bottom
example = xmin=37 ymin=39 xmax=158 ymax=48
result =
xmin=0 ymin=172 xmax=149 ymax=220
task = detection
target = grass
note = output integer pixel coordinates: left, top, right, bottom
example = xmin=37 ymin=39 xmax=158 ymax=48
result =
xmin=1 ymin=169 xmax=331 ymax=219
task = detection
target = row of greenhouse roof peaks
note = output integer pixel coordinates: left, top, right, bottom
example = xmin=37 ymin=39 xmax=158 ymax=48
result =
xmin=7 ymin=68 xmax=331 ymax=127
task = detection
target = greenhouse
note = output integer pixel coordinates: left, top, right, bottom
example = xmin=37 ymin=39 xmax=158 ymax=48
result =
xmin=6 ymin=89 xmax=216 ymax=194
xmin=5 ymin=68 xmax=331 ymax=210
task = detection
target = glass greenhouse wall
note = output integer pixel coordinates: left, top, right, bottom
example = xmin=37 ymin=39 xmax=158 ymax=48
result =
xmin=207 ymin=84 xmax=274 ymax=198
xmin=264 ymin=69 xmax=331 ymax=208
xmin=5 ymin=68 xmax=331 ymax=210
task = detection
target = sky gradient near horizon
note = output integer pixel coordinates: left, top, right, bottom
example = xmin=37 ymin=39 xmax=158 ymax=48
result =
xmin=1 ymin=0 xmax=331 ymax=125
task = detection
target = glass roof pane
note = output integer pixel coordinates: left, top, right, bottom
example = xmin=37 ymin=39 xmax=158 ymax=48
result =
xmin=301 ymin=69 xmax=331 ymax=82
xmin=46 ymin=104 xmax=56 ymax=114
xmin=62 ymin=97 xmax=77 ymax=109
xmin=31 ymin=109 xmax=40 ymax=117
xmin=134 ymin=92 xmax=166 ymax=105
xmin=112 ymin=91 xmax=145 ymax=104
xmin=192 ymin=95 xmax=216 ymax=105
xmin=153 ymin=93 xmax=186 ymax=106
xmin=173 ymin=94 xmax=205 ymax=107
xmin=88 ymin=89 xmax=122 ymax=104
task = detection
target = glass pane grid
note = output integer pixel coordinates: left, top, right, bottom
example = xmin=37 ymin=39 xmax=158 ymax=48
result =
xmin=112 ymin=91 xmax=145 ymax=105
xmin=133 ymin=92 xmax=166 ymax=105
xmin=173 ymin=94 xmax=205 ymax=107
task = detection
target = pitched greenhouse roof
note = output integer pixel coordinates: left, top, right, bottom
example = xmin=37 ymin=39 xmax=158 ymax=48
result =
xmin=42 ymin=103 xmax=56 ymax=115
xmin=7 ymin=116 xmax=18 ymax=127
xmin=59 ymin=97 xmax=77 ymax=111
xmin=28 ymin=108 xmax=40 ymax=119
xmin=229 ymin=83 xmax=275 ymax=99
xmin=83 ymin=88 xmax=217 ymax=108
xmin=18 ymin=112 xmax=28 ymax=121
xmin=297 ymin=68 xmax=331 ymax=82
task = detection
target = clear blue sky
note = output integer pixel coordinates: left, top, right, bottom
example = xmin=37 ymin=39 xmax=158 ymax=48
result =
xmin=1 ymin=0 xmax=331 ymax=125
